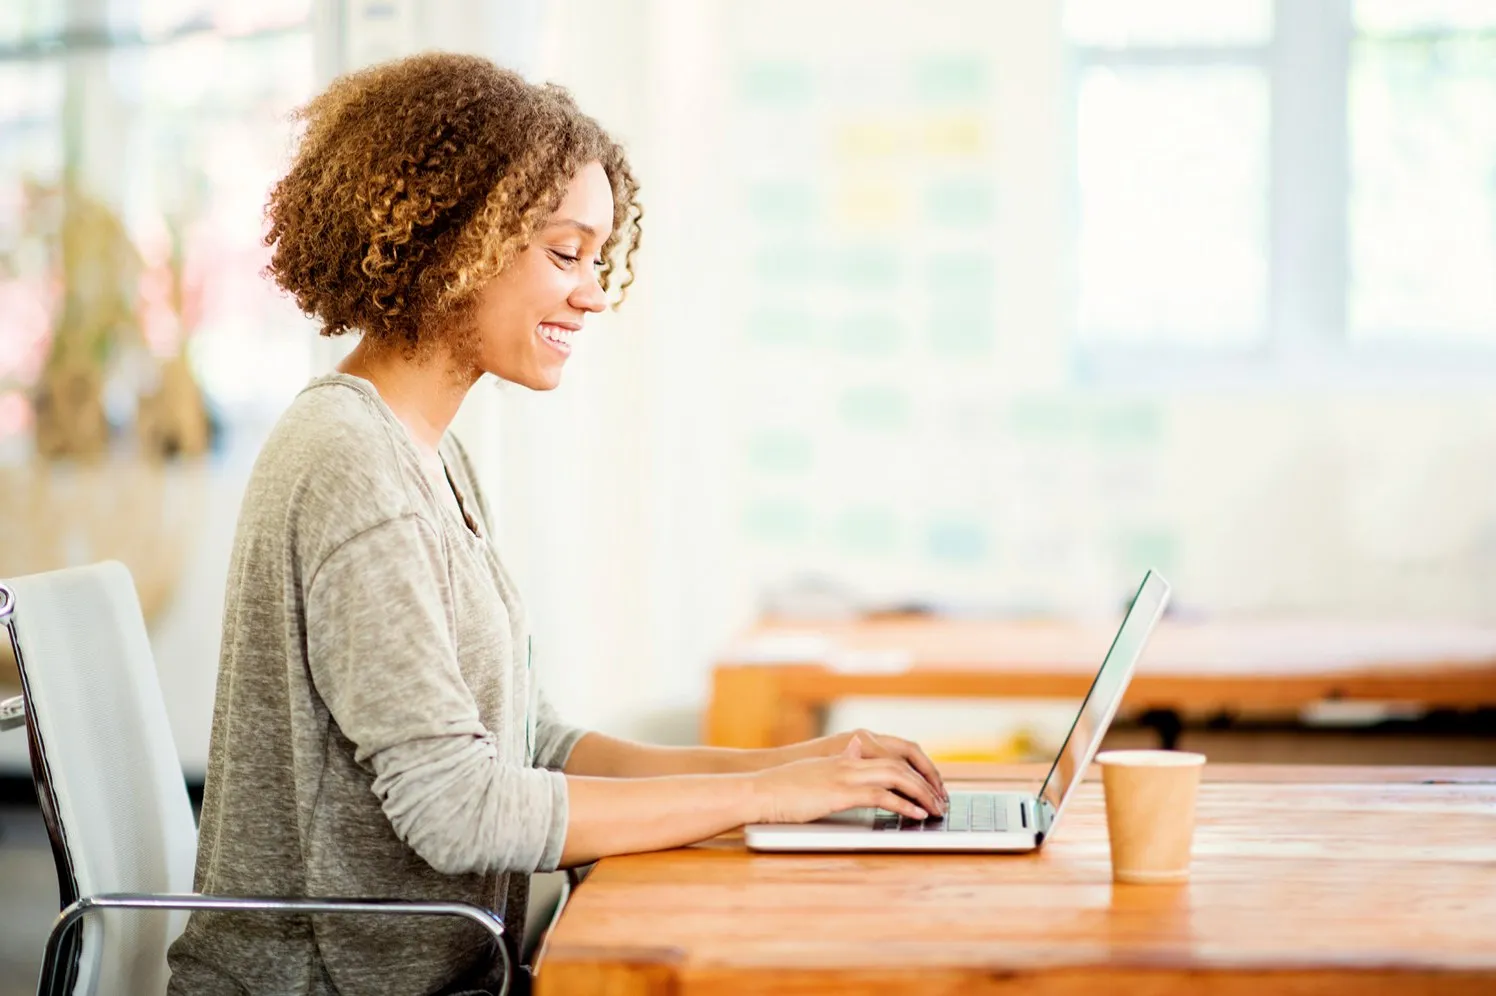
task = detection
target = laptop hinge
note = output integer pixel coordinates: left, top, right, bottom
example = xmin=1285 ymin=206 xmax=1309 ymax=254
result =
xmin=1033 ymin=796 xmax=1055 ymax=844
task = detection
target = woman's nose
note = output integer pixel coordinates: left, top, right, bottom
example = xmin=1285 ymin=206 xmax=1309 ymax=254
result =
xmin=574 ymin=272 xmax=608 ymax=312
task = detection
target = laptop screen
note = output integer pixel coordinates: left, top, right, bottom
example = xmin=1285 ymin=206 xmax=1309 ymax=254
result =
xmin=1035 ymin=571 xmax=1170 ymax=831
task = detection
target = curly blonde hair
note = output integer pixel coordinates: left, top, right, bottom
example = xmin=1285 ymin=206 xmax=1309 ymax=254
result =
xmin=264 ymin=52 xmax=642 ymax=351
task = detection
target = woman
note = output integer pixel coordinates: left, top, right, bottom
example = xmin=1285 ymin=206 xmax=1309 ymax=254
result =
xmin=166 ymin=52 xmax=947 ymax=996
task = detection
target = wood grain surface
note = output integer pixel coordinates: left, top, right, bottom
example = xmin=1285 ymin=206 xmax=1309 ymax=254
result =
xmin=538 ymin=765 xmax=1496 ymax=995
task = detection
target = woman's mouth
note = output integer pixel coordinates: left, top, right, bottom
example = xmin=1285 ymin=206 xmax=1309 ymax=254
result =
xmin=537 ymin=323 xmax=576 ymax=356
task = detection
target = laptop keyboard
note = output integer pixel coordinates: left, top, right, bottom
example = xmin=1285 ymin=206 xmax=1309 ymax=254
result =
xmin=872 ymin=792 xmax=1012 ymax=833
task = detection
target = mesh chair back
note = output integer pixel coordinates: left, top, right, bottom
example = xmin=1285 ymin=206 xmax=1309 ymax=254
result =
xmin=4 ymin=561 xmax=199 ymax=995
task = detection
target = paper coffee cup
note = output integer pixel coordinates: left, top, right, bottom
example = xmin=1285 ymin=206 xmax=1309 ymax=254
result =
xmin=1096 ymin=749 xmax=1206 ymax=884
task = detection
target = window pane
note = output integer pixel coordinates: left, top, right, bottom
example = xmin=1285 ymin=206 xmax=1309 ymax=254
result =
xmin=0 ymin=15 xmax=315 ymax=453
xmin=1065 ymin=0 xmax=1272 ymax=47
xmin=1076 ymin=67 xmax=1268 ymax=347
xmin=0 ymin=61 xmax=63 ymax=446
xmin=1356 ymin=0 xmax=1496 ymax=34
xmin=0 ymin=0 xmax=64 ymax=48
xmin=139 ymin=0 xmax=311 ymax=37
xmin=1348 ymin=31 xmax=1496 ymax=345
xmin=128 ymin=27 xmax=318 ymax=421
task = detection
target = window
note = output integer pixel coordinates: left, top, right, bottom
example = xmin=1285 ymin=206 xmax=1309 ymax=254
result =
xmin=1350 ymin=0 xmax=1496 ymax=347
xmin=1068 ymin=0 xmax=1496 ymax=378
xmin=0 ymin=0 xmax=315 ymax=453
xmin=0 ymin=1 xmax=316 ymax=616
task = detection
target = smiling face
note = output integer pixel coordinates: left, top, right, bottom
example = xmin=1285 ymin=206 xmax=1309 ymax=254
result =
xmin=463 ymin=160 xmax=616 ymax=390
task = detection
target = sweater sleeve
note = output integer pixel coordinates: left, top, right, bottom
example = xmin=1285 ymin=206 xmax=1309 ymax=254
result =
xmin=532 ymin=687 xmax=587 ymax=772
xmin=305 ymin=514 xmax=570 ymax=875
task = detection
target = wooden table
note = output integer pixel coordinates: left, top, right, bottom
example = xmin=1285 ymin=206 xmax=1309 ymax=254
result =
xmin=705 ymin=617 xmax=1496 ymax=749
xmin=537 ymin=764 xmax=1496 ymax=995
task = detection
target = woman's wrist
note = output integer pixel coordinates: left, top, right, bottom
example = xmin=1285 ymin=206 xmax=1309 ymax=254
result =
xmin=748 ymin=743 xmax=804 ymax=770
xmin=712 ymin=742 xmax=809 ymax=773
xmin=777 ymin=733 xmax=846 ymax=764
xmin=734 ymin=770 xmax=771 ymax=824
xmin=703 ymin=734 xmax=847 ymax=776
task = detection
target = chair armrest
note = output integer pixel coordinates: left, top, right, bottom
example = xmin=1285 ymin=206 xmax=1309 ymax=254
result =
xmin=40 ymin=892 xmax=511 ymax=996
xmin=0 ymin=695 xmax=23 ymax=732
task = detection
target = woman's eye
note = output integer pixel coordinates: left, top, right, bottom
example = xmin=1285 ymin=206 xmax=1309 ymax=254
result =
xmin=551 ymin=250 xmax=604 ymax=269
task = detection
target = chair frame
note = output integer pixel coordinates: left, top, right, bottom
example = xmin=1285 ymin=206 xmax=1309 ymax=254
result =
xmin=0 ymin=579 xmax=513 ymax=996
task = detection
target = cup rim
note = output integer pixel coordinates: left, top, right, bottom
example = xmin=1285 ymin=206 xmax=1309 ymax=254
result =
xmin=1095 ymin=749 xmax=1207 ymax=767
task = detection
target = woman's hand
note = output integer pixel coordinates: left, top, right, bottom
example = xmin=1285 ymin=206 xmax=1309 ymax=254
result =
xmin=749 ymin=735 xmax=948 ymax=824
xmin=794 ymin=728 xmax=948 ymax=804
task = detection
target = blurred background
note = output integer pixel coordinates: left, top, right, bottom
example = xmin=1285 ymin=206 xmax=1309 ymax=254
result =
xmin=3 ymin=0 xmax=1496 ymax=985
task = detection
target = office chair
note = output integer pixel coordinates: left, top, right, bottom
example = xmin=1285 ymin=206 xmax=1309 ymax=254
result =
xmin=0 ymin=561 xmax=512 ymax=996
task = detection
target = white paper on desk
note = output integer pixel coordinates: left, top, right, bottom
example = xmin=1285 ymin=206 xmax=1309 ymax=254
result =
xmin=826 ymin=648 xmax=914 ymax=674
xmin=726 ymin=633 xmax=836 ymax=664
xmin=725 ymin=636 xmax=914 ymax=672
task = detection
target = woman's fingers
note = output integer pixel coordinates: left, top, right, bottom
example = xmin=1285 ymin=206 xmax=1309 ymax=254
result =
xmin=868 ymin=788 xmax=928 ymax=821
xmin=854 ymin=730 xmax=948 ymax=803
xmin=849 ymin=758 xmax=944 ymax=816
xmin=882 ymin=759 xmax=946 ymax=816
xmin=890 ymin=738 xmax=948 ymax=801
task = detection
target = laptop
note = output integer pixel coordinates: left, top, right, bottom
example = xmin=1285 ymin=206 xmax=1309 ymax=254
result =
xmin=744 ymin=570 xmax=1170 ymax=853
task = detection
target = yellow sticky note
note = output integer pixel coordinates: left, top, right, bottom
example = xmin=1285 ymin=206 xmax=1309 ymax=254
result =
xmin=922 ymin=116 xmax=986 ymax=159
xmin=833 ymin=181 xmax=910 ymax=228
xmin=835 ymin=120 xmax=906 ymax=160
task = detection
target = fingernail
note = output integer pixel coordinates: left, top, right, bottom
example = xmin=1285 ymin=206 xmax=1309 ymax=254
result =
xmin=914 ymin=808 xmax=928 ymax=819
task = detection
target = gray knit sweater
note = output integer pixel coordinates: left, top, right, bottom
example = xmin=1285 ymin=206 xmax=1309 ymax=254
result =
xmin=167 ymin=373 xmax=585 ymax=995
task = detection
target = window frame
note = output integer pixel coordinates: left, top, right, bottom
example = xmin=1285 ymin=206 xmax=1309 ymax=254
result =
xmin=1068 ymin=0 xmax=1496 ymax=390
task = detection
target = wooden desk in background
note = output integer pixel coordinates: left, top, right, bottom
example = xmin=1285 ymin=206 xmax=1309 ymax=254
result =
xmin=538 ymin=764 xmax=1496 ymax=995
xmin=705 ymin=617 xmax=1496 ymax=749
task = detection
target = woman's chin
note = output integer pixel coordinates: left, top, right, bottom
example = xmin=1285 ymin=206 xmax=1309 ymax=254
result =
xmin=521 ymin=365 xmax=565 ymax=392
xmin=486 ymin=361 xmax=564 ymax=392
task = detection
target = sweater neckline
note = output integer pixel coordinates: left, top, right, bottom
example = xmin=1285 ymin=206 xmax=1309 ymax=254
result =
xmin=303 ymin=372 xmax=483 ymax=539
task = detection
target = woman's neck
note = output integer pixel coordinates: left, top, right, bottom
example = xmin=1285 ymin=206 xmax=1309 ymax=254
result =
xmin=336 ymin=339 xmax=477 ymax=455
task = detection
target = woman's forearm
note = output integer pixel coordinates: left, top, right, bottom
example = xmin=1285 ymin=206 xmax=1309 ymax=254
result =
xmin=563 ymin=730 xmax=806 ymax=778
xmin=556 ymin=731 xmax=950 ymax=866
xmin=559 ymin=772 xmax=761 ymax=866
